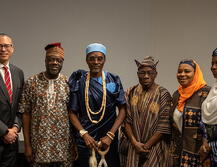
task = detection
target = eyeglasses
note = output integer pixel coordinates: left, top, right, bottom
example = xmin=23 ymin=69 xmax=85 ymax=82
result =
xmin=0 ymin=44 xmax=13 ymax=49
xmin=137 ymin=71 xmax=156 ymax=76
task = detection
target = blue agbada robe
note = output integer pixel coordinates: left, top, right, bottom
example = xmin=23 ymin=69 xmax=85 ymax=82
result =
xmin=68 ymin=70 xmax=126 ymax=167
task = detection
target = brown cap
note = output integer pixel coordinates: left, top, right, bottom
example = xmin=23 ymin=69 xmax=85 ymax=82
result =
xmin=135 ymin=56 xmax=159 ymax=70
xmin=45 ymin=43 xmax=64 ymax=59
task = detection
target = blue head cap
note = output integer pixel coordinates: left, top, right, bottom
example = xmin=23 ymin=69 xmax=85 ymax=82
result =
xmin=86 ymin=43 xmax=106 ymax=56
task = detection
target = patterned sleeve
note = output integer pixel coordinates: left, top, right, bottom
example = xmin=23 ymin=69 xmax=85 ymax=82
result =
xmin=18 ymin=78 xmax=33 ymax=113
xmin=209 ymin=141 xmax=217 ymax=155
xmin=156 ymin=87 xmax=172 ymax=134
xmin=124 ymin=87 xmax=134 ymax=125
xmin=199 ymin=85 xmax=211 ymax=139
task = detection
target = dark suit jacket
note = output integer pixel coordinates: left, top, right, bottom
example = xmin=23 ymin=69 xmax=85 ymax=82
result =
xmin=0 ymin=64 xmax=24 ymax=138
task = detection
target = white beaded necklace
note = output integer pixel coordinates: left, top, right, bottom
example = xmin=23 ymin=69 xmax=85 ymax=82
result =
xmin=85 ymin=71 xmax=106 ymax=124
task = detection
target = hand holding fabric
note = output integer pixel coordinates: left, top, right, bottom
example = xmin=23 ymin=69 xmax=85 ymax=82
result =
xmin=99 ymin=136 xmax=112 ymax=150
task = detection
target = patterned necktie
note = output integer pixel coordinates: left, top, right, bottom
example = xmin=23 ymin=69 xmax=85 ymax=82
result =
xmin=3 ymin=66 xmax=13 ymax=103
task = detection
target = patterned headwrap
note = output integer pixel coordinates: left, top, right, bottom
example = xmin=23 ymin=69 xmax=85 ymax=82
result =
xmin=177 ymin=59 xmax=207 ymax=112
xmin=135 ymin=56 xmax=159 ymax=71
xmin=86 ymin=43 xmax=107 ymax=56
xmin=45 ymin=42 xmax=64 ymax=59
xmin=212 ymin=48 xmax=217 ymax=57
xmin=179 ymin=59 xmax=196 ymax=69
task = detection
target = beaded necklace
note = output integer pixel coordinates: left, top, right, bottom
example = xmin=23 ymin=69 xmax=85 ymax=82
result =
xmin=85 ymin=71 xmax=106 ymax=124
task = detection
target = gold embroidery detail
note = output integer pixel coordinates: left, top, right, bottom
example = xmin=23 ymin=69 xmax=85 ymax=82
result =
xmin=202 ymin=91 xmax=208 ymax=97
xmin=188 ymin=111 xmax=193 ymax=116
xmin=198 ymin=92 xmax=202 ymax=96
xmin=150 ymin=102 xmax=159 ymax=113
xmin=131 ymin=96 xmax=138 ymax=106
xmin=198 ymin=91 xmax=208 ymax=97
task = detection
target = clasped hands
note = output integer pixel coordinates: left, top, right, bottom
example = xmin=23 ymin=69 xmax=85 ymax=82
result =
xmin=133 ymin=140 xmax=150 ymax=154
xmin=3 ymin=126 xmax=18 ymax=144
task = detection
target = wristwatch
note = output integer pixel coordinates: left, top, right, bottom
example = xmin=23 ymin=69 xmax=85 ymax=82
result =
xmin=79 ymin=129 xmax=88 ymax=137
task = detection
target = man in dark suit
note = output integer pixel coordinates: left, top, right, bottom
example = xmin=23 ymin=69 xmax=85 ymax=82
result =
xmin=0 ymin=33 xmax=24 ymax=167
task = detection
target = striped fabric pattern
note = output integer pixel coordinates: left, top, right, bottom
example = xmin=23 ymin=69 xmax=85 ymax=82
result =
xmin=210 ymin=140 xmax=217 ymax=165
xmin=124 ymin=83 xmax=171 ymax=167
xmin=3 ymin=66 xmax=12 ymax=103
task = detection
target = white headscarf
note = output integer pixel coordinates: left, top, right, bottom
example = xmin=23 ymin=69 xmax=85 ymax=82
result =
xmin=202 ymin=80 xmax=217 ymax=125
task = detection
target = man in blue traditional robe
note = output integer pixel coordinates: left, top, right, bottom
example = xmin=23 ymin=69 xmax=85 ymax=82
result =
xmin=68 ymin=43 xmax=126 ymax=167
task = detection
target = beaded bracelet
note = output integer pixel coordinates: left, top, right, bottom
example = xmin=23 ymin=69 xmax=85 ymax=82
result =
xmin=106 ymin=133 xmax=114 ymax=140
xmin=107 ymin=131 xmax=115 ymax=138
